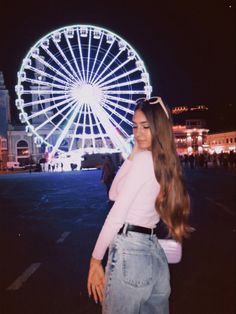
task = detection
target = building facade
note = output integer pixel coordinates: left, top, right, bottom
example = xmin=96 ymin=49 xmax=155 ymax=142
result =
xmin=206 ymin=131 xmax=236 ymax=154
xmin=0 ymin=72 xmax=11 ymax=169
xmin=173 ymin=120 xmax=209 ymax=155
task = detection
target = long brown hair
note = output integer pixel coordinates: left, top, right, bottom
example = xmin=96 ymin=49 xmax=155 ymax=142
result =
xmin=135 ymin=98 xmax=191 ymax=242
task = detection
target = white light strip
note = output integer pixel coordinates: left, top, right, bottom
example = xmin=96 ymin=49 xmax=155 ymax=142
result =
xmin=76 ymin=29 xmax=86 ymax=81
xmin=88 ymin=33 xmax=104 ymax=82
xmin=22 ymin=95 xmax=67 ymax=108
xmin=45 ymin=101 xmax=77 ymax=141
xmin=105 ymin=94 xmax=135 ymax=106
xmin=104 ymin=111 xmax=129 ymax=138
xmin=87 ymin=105 xmax=96 ymax=149
xmin=53 ymin=40 xmax=80 ymax=80
xmin=69 ymin=103 xmax=84 ymax=151
xmin=28 ymin=96 xmax=72 ymax=120
xmin=81 ymin=104 xmax=88 ymax=150
xmin=86 ymin=29 xmax=92 ymax=82
xmin=96 ymin=60 xmax=132 ymax=87
xmin=104 ymin=90 xmax=145 ymax=95
xmin=68 ymin=133 xmax=108 ymax=140
xmin=50 ymin=103 xmax=81 ymax=156
xmin=101 ymin=78 xmax=144 ymax=91
xmin=22 ymin=90 xmax=67 ymax=95
xmin=65 ymin=35 xmax=84 ymax=81
xmin=35 ymin=101 xmax=75 ymax=131
xmin=104 ymin=96 xmax=134 ymax=114
xmin=92 ymin=49 xmax=123 ymax=85
xmin=90 ymin=38 xmax=116 ymax=84
xmin=102 ymin=99 xmax=133 ymax=126
xmin=39 ymin=49 xmax=76 ymax=83
xmin=27 ymin=65 xmax=71 ymax=86
xmin=91 ymin=100 xmax=129 ymax=153
xmin=24 ymin=78 xmax=68 ymax=90
xmin=91 ymin=109 xmax=108 ymax=148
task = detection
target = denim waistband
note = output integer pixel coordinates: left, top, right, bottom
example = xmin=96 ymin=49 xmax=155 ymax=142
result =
xmin=118 ymin=223 xmax=157 ymax=236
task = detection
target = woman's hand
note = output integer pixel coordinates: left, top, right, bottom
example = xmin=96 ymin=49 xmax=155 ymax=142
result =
xmin=87 ymin=257 xmax=105 ymax=304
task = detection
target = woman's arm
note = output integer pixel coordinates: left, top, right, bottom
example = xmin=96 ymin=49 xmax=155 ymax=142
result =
xmin=109 ymin=143 xmax=143 ymax=200
xmin=92 ymin=151 xmax=151 ymax=260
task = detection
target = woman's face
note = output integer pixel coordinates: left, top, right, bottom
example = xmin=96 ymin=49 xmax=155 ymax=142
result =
xmin=132 ymin=109 xmax=152 ymax=150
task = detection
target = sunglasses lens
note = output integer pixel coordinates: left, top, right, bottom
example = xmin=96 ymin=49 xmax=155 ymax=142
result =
xmin=149 ymin=97 xmax=159 ymax=104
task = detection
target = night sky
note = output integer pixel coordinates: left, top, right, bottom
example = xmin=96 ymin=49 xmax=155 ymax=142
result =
xmin=0 ymin=0 xmax=234 ymax=112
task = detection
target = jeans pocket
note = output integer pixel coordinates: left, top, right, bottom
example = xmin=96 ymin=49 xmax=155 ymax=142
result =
xmin=122 ymin=249 xmax=152 ymax=288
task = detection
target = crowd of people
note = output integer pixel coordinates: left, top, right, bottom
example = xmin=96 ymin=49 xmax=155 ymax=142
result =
xmin=180 ymin=150 xmax=236 ymax=170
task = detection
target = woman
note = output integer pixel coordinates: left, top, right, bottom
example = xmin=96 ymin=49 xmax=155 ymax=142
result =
xmin=87 ymin=97 xmax=191 ymax=313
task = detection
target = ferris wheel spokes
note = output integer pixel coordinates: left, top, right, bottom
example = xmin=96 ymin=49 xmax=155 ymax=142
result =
xmin=34 ymin=100 xmax=77 ymax=132
xmin=105 ymin=94 xmax=135 ymax=106
xmin=91 ymin=110 xmax=108 ymax=149
xmin=101 ymin=78 xmax=145 ymax=91
xmin=88 ymin=33 xmax=104 ymax=82
xmin=16 ymin=25 xmax=151 ymax=158
xmin=103 ymin=97 xmax=134 ymax=115
xmin=76 ymin=29 xmax=86 ymax=81
xmin=81 ymin=104 xmax=88 ymax=150
xmin=27 ymin=96 xmax=74 ymax=120
xmin=22 ymin=89 xmax=66 ymax=95
xmin=91 ymin=48 xmax=123 ymax=85
xmin=24 ymin=77 xmax=68 ymax=91
xmin=22 ymin=95 xmax=67 ymax=109
xmin=50 ymin=103 xmax=82 ymax=156
xmin=97 ymin=66 xmax=138 ymax=89
xmin=33 ymin=54 xmax=76 ymax=85
xmin=105 ymin=113 xmax=130 ymax=139
xmin=68 ymin=104 xmax=85 ymax=151
xmin=26 ymin=65 xmax=71 ymax=87
xmin=90 ymin=101 xmax=129 ymax=153
xmin=35 ymin=104 xmax=73 ymax=131
xmin=44 ymin=100 xmax=78 ymax=140
xmin=64 ymin=36 xmax=84 ymax=81
xmin=86 ymin=29 xmax=92 ymax=82
xmin=89 ymin=38 xmax=116 ymax=85
xmin=101 ymin=100 xmax=133 ymax=127
xmin=103 ymin=90 xmax=146 ymax=96
xmin=53 ymin=40 xmax=80 ymax=81
xmin=87 ymin=105 xmax=96 ymax=149
xmin=100 ymin=99 xmax=132 ymax=137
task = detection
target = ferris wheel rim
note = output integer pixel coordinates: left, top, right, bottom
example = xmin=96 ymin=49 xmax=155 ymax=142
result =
xmin=19 ymin=24 xmax=151 ymax=79
xmin=16 ymin=24 xmax=152 ymax=156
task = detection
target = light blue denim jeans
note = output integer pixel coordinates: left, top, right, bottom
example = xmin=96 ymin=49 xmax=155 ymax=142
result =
xmin=103 ymin=229 xmax=171 ymax=314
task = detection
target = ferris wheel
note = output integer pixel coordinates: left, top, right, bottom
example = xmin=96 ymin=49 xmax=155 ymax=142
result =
xmin=15 ymin=24 xmax=152 ymax=158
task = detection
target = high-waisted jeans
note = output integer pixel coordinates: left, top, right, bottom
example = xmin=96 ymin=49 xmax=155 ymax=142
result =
xmin=102 ymin=230 xmax=171 ymax=314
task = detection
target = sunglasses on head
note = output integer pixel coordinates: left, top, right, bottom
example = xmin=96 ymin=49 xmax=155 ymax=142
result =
xmin=135 ymin=96 xmax=169 ymax=119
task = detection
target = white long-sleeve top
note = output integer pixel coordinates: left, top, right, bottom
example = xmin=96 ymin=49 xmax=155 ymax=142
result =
xmin=92 ymin=150 xmax=160 ymax=260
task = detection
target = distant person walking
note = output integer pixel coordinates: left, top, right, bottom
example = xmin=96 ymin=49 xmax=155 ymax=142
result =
xmin=189 ymin=154 xmax=195 ymax=169
xmin=101 ymin=155 xmax=116 ymax=196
